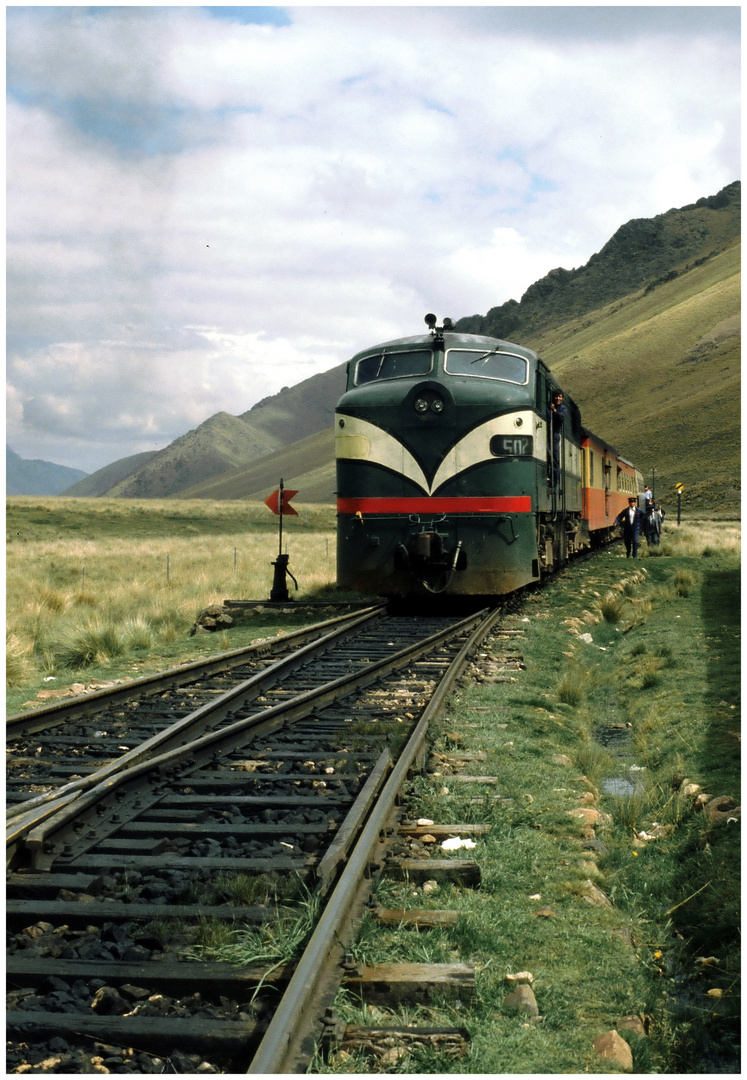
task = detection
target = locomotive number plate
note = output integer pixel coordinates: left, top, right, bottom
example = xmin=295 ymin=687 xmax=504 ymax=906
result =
xmin=490 ymin=434 xmax=534 ymax=457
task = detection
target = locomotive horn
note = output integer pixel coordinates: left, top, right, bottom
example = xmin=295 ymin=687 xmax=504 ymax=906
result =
xmin=424 ymin=313 xmax=437 ymax=329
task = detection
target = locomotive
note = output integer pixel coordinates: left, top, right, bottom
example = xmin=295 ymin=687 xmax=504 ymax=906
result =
xmin=336 ymin=315 xmax=642 ymax=598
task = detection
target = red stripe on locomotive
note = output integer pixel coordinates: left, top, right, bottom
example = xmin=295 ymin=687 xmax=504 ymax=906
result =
xmin=337 ymin=495 xmax=532 ymax=515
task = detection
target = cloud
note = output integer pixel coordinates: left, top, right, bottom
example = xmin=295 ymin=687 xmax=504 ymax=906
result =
xmin=6 ymin=6 xmax=740 ymax=472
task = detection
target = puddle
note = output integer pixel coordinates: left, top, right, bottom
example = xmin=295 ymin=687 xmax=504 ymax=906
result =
xmin=595 ymin=723 xmax=645 ymax=797
xmin=595 ymin=723 xmax=632 ymax=749
xmin=603 ymin=776 xmax=636 ymax=796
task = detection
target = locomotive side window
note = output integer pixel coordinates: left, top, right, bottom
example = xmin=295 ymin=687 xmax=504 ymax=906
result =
xmin=445 ymin=349 xmax=528 ymax=384
xmin=355 ymin=349 xmax=432 ymax=385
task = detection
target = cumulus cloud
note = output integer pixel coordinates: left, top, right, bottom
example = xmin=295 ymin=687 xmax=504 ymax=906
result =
xmin=6 ymin=5 xmax=740 ymax=471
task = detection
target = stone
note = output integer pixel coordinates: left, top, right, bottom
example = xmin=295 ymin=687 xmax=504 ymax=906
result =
xmin=91 ymin=986 xmax=128 ymax=1015
xmin=504 ymin=984 xmax=540 ymax=1018
xmin=380 ymin=1047 xmax=408 ymax=1067
xmin=584 ymin=837 xmax=610 ymax=857
xmin=579 ymin=879 xmax=613 ymax=907
xmin=504 ymin=971 xmax=534 ymax=985
xmin=593 ymin=1030 xmax=633 ymax=1071
xmin=581 ymin=860 xmax=602 ymax=878
xmin=704 ymin=795 xmax=740 ymax=826
xmin=553 ymin=754 xmax=573 ymax=766
xmin=619 ymin=1015 xmax=647 ymax=1037
xmin=568 ymin=807 xmax=612 ymax=826
xmin=533 ymin=906 xmax=557 ymax=918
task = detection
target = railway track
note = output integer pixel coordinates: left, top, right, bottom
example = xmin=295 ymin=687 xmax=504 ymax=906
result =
xmin=7 ymin=603 xmax=509 ymax=1074
xmin=7 ymin=607 xmax=384 ymax=804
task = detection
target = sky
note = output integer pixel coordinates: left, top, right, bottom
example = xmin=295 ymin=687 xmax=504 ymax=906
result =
xmin=6 ymin=4 xmax=741 ymax=474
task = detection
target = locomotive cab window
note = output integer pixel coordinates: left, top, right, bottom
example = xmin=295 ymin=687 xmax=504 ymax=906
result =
xmin=445 ymin=349 xmax=528 ymax=384
xmin=355 ymin=349 xmax=433 ymax=385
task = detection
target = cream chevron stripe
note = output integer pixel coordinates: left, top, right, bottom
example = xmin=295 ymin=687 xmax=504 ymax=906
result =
xmin=430 ymin=412 xmax=538 ymax=493
xmin=335 ymin=414 xmax=429 ymax=492
xmin=336 ymin=410 xmax=546 ymax=496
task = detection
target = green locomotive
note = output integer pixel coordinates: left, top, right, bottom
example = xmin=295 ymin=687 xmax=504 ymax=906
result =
xmin=336 ymin=314 xmax=602 ymax=598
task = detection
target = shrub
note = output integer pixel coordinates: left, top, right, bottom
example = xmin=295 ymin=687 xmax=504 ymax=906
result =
xmin=639 ymin=660 xmax=661 ymax=689
xmin=6 ymin=632 xmax=35 ymax=687
xmin=600 ymin=591 xmax=625 ymax=623
xmin=51 ymin=615 xmax=130 ymax=668
xmin=556 ymin=664 xmax=589 ymax=706
xmin=37 ymin=586 xmax=70 ymax=614
xmin=575 ymin=737 xmax=615 ymax=786
xmin=673 ymin=569 xmax=697 ymax=597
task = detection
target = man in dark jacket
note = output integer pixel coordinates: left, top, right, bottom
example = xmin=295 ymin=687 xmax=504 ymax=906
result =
xmin=614 ymin=496 xmax=645 ymax=558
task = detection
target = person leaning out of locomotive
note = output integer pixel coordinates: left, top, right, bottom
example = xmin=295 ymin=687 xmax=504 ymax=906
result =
xmin=547 ymin=389 xmax=567 ymax=485
xmin=614 ymin=495 xmax=645 ymax=558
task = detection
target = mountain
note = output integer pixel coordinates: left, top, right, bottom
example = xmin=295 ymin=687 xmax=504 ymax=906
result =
xmin=454 ymin=182 xmax=741 ymax=341
xmin=6 ymin=446 xmax=88 ymax=496
xmin=528 ymin=241 xmax=740 ymax=512
xmin=238 ymin=362 xmax=347 ymax=444
xmin=62 ymin=451 xmax=159 ymax=496
xmin=101 ymin=412 xmax=280 ymax=499
xmin=68 ymin=181 xmax=739 ymax=511
xmin=162 ymin=234 xmax=741 ymax=513
xmin=90 ymin=363 xmax=347 ymax=500
xmin=177 ymin=427 xmax=336 ymax=502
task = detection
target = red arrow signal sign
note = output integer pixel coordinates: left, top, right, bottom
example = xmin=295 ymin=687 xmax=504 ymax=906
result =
xmin=264 ymin=488 xmax=299 ymax=516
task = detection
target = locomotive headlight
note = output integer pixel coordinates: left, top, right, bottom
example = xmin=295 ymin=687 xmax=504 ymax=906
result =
xmin=430 ymin=397 xmax=444 ymax=413
xmin=414 ymin=397 xmax=429 ymax=414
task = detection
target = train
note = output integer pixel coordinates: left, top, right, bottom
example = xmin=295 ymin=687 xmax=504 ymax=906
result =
xmin=335 ymin=314 xmax=643 ymax=598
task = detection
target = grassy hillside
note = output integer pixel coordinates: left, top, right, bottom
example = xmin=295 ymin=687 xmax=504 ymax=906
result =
xmin=529 ymin=243 xmax=740 ymax=512
xmin=104 ymin=412 xmax=280 ymax=498
xmin=62 ymin=451 xmax=158 ymax=496
xmin=92 ymin=364 xmax=347 ymax=500
xmin=456 ymin=181 xmax=740 ymax=341
xmin=239 ymin=363 xmax=347 ymax=444
xmin=178 ymin=428 xmax=336 ymax=503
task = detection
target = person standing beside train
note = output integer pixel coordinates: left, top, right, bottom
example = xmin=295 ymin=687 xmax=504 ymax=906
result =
xmin=614 ymin=495 xmax=645 ymax=558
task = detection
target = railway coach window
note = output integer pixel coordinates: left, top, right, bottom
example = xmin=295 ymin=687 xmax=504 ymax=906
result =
xmin=445 ymin=349 xmax=528 ymax=384
xmin=355 ymin=349 xmax=432 ymax=384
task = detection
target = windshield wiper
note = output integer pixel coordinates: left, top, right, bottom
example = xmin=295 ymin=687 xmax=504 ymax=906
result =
xmin=470 ymin=348 xmax=500 ymax=364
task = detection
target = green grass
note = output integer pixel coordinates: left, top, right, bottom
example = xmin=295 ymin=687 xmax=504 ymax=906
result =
xmin=6 ymin=496 xmax=346 ymax=712
xmin=531 ymin=242 xmax=740 ymax=515
xmin=317 ymin=529 xmax=740 ymax=1074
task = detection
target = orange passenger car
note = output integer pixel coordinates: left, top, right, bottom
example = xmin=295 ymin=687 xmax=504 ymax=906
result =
xmin=581 ymin=430 xmax=643 ymax=543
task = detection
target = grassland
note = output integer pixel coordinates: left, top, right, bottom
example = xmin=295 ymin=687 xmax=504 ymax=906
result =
xmin=315 ymin=523 xmax=740 ymax=1074
xmin=6 ymin=497 xmax=339 ymax=713
xmin=531 ymin=243 xmax=740 ymax=513
xmin=5 ymin=499 xmax=740 ymax=1071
